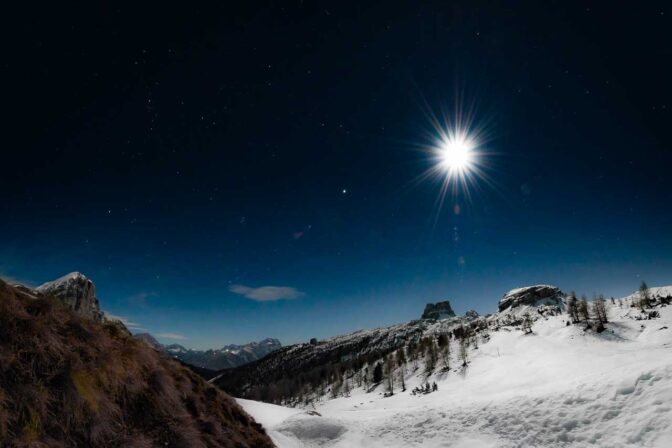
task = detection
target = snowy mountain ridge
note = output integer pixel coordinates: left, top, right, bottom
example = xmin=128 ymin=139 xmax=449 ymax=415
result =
xmin=134 ymin=334 xmax=282 ymax=370
xmin=223 ymin=284 xmax=672 ymax=447
xmin=214 ymin=285 xmax=565 ymax=403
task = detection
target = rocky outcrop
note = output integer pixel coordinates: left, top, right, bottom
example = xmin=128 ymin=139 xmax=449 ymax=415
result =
xmin=498 ymin=285 xmax=564 ymax=312
xmin=465 ymin=310 xmax=480 ymax=319
xmin=36 ymin=272 xmax=103 ymax=321
xmin=422 ymin=300 xmax=456 ymax=320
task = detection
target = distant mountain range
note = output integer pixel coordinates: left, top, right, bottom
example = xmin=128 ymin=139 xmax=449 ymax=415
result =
xmin=135 ymin=333 xmax=282 ymax=371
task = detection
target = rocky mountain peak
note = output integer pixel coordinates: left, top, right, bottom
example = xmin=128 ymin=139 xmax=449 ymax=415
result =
xmin=465 ymin=309 xmax=480 ymax=319
xmin=259 ymin=337 xmax=281 ymax=345
xmin=36 ymin=271 xmax=103 ymax=321
xmin=421 ymin=300 xmax=456 ymax=320
xmin=498 ymin=285 xmax=564 ymax=312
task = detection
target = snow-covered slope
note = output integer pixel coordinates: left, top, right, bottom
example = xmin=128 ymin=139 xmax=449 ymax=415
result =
xmin=622 ymin=286 xmax=672 ymax=303
xmin=215 ymin=310 xmax=485 ymax=401
xmin=238 ymin=289 xmax=672 ymax=447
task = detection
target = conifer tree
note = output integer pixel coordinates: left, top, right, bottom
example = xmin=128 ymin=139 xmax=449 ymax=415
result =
xmin=567 ymin=292 xmax=579 ymax=323
xmin=385 ymin=356 xmax=394 ymax=395
xmin=593 ymin=295 xmax=608 ymax=324
xmin=459 ymin=335 xmax=469 ymax=367
xmin=373 ymin=362 xmax=383 ymax=384
xmin=342 ymin=377 xmax=351 ymax=397
xmin=441 ymin=335 xmax=451 ymax=370
xmin=638 ymin=281 xmax=651 ymax=311
xmin=425 ymin=337 xmax=438 ymax=374
xmin=396 ymin=347 xmax=407 ymax=367
xmin=578 ymin=296 xmax=590 ymax=324
xmin=521 ymin=313 xmax=533 ymax=334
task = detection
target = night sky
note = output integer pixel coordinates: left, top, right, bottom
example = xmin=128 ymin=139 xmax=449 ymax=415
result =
xmin=2 ymin=2 xmax=671 ymax=349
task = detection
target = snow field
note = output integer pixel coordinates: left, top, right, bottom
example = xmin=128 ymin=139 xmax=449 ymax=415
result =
xmin=240 ymin=293 xmax=672 ymax=447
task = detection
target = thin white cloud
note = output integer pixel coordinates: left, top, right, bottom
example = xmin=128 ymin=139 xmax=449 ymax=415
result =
xmin=104 ymin=312 xmax=148 ymax=332
xmin=127 ymin=291 xmax=157 ymax=306
xmin=155 ymin=332 xmax=188 ymax=340
xmin=229 ymin=284 xmax=304 ymax=302
xmin=0 ymin=274 xmax=34 ymax=287
xmin=104 ymin=313 xmax=185 ymax=341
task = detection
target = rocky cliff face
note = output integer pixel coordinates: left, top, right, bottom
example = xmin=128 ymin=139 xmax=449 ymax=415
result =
xmin=498 ymin=285 xmax=564 ymax=312
xmin=35 ymin=272 xmax=103 ymax=321
xmin=422 ymin=300 xmax=456 ymax=320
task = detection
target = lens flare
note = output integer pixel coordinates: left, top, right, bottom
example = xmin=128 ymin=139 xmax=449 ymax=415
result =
xmin=428 ymin=119 xmax=487 ymax=204
xmin=408 ymin=98 xmax=495 ymax=222
xmin=438 ymin=131 xmax=475 ymax=174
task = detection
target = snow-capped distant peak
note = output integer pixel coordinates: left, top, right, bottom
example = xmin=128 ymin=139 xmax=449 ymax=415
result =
xmin=165 ymin=344 xmax=188 ymax=353
xmin=131 ymin=335 xmax=282 ymax=370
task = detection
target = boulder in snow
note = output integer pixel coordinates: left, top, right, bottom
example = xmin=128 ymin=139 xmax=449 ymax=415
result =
xmin=498 ymin=285 xmax=564 ymax=312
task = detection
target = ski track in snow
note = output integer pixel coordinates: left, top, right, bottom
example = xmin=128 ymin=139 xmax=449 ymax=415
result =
xmin=239 ymin=292 xmax=672 ymax=447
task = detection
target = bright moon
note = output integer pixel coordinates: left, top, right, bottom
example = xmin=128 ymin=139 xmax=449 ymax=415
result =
xmin=438 ymin=133 xmax=475 ymax=174
xmin=420 ymin=103 xmax=490 ymax=204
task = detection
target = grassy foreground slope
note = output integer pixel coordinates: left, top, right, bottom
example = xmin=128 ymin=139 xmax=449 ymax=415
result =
xmin=0 ymin=279 xmax=273 ymax=448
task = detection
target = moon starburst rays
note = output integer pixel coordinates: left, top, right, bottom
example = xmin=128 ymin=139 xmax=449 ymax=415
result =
xmin=429 ymin=120 xmax=487 ymax=202
xmin=410 ymin=101 xmax=496 ymax=222
xmin=401 ymin=98 xmax=497 ymax=223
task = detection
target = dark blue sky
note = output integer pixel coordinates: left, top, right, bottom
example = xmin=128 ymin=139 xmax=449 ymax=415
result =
xmin=2 ymin=1 xmax=671 ymax=349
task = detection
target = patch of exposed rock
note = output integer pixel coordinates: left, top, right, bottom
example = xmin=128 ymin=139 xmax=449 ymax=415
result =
xmin=422 ymin=300 xmax=456 ymax=320
xmin=498 ymin=285 xmax=564 ymax=312
xmin=36 ymin=272 xmax=103 ymax=321
xmin=465 ymin=309 xmax=480 ymax=319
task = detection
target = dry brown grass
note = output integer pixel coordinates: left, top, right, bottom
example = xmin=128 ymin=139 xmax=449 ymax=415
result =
xmin=0 ymin=279 xmax=274 ymax=448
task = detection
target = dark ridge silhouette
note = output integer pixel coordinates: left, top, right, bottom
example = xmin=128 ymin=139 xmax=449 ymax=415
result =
xmin=178 ymin=360 xmax=220 ymax=381
xmin=0 ymin=279 xmax=274 ymax=448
